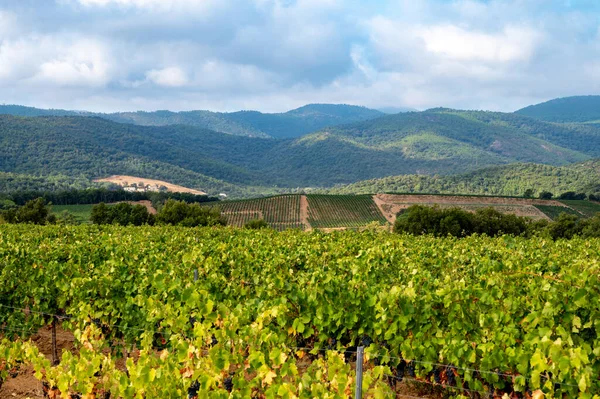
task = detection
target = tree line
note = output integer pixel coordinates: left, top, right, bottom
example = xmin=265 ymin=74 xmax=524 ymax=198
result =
xmin=0 ymin=198 xmax=226 ymax=227
xmin=393 ymin=205 xmax=600 ymax=240
xmin=0 ymin=188 xmax=219 ymax=210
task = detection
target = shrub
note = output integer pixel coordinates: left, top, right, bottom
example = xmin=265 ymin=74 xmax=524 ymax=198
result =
xmin=91 ymin=202 xmax=154 ymax=226
xmin=558 ymin=191 xmax=587 ymax=200
xmin=472 ymin=207 xmax=528 ymax=237
xmin=1 ymin=198 xmax=54 ymax=225
xmin=539 ymin=191 xmax=553 ymax=200
xmin=394 ymin=205 xmax=530 ymax=238
xmin=546 ymin=213 xmax=583 ymax=240
xmin=244 ymin=219 xmax=270 ymax=229
xmin=155 ymin=199 xmax=226 ymax=227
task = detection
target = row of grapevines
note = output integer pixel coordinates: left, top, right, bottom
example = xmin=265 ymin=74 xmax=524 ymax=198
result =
xmin=306 ymin=195 xmax=387 ymax=228
xmin=0 ymin=225 xmax=599 ymax=398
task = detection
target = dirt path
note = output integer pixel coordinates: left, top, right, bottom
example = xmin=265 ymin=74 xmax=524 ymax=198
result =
xmin=300 ymin=195 xmax=311 ymax=231
xmin=373 ymin=194 xmax=395 ymax=224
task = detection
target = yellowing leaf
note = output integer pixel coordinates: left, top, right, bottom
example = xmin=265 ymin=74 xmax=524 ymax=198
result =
xmin=532 ymin=389 xmax=545 ymax=399
xmin=262 ymin=370 xmax=277 ymax=386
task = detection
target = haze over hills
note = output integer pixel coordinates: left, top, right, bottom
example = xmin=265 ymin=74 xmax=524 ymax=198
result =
xmin=516 ymin=95 xmax=600 ymax=123
xmin=0 ymin=103 xmax=384 ymax=139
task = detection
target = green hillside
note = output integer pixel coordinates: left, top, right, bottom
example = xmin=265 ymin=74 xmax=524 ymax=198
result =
xmin=516 ymin=95 xmax=600 ymax=122
xmin=1 ymin=108 xmax=600 ymax=195
xmin=327 ymin=160 xmax=600 ymax=197
xmin=0 ymin=104 xmax=383 ymax=139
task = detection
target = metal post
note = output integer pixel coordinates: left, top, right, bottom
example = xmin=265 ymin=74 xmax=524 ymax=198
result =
xmin=194 ymin=269 xmax=198 ymax=282
xmin=355 ymin=346 xmax=364 ymax=399
xmin=51 ymin=317 xmax=58 ymax=365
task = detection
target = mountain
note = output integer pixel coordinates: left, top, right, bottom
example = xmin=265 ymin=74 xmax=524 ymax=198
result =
xmin=326 ymin=160 xmax=600 ymax=197
xmin=516 ymin=95 xmax=600 ymax=123
xmin=0 ymin=103 xmax=384 ymax=139
xmin=1 ymin=107 xmax=600 ymax=196
xmin=377 ymin=106 xmax=418 ymax=114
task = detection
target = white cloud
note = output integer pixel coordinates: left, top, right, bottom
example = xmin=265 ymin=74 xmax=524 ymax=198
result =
xmin=418 ymin=25 xmax=540 ymax=63
xmin=146 ymin=66 xmax=188 ymax=87
xmin=35 ymin=39 xmax=112 ymax=87
xmin=75 ymin=0 xmax=219 ymax=12
xmin=0 ymin=10 xmax=19 ymax=38
xmin=0 ymin=0 xmax=599 ymax=113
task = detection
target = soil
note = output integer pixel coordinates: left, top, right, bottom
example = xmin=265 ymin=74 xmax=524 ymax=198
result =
xmin=299 ymin=195 xmax=311 ymax=230
xmin=94 ymin=175 xmax=206 ymax=195
xmin=0 ymin=325 xmax=75 ymax=399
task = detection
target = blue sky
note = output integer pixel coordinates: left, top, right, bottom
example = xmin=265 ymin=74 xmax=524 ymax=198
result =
xmin=0 ymin=0 xmax=599 ymax=112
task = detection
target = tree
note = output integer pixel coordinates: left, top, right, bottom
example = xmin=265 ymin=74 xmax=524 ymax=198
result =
xmin=524 ymin=189 xmax=535 ymax=199
xmin=2 ymin=198 xmax=53 ymax=225
xmin=539 ymin=191 xmax=553 ymax=200
xmin=546 ymin=213 xmax=583 ymax=240
xmin=91 ymin=203 xmax=111 ymax=224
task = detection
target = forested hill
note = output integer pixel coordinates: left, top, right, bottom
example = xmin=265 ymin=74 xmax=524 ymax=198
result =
xmin=1 ymin=109 xmax=600 ymax=195
xmin=515 ymin=95 xmax=600 ymax=123
xmin=327 ymin=160 xmax=600 ymax=197
xmin=0 ymin=103 xmax=384 ymax=139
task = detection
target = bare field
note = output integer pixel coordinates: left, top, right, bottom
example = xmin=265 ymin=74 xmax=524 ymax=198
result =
xmin=373 ymin=194 xmax=571 ymax=223
xmin=94 ymin=175 xmax=206 ymax=195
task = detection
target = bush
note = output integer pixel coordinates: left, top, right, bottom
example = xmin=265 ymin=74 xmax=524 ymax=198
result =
xmin=546 ymin=213 xmax=583 ymax=240
xmin=473 ymin=208 xmax=529 ymax=236
xmin=244 ymin=219 xmax=270 ymax=229
xmin=1 ymin=198 xmax=54 ymax=225
xmin=580 ymin=213 xmax=600 ymax=238
xmin=90 ymin=202 xmax=154 ymax=226
xmin=155 ymin=199 xmax=226 ymax=227
xmin=539 ymin=191 xmax=553 ymax=200
xmin=558 ymin=191 xmax=587 ymax=200
xmin=394 ymin=205 xmax=531 ymax=238
xmin=57 ymin=211 xmax=78 ymax=225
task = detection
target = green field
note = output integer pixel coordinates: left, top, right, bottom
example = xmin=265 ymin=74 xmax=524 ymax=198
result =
xmin=534 ymin=205 xmax=582 ymax=220
xmin=306 ymin=194 xmax=387 ymax=228
xmin=559 ymin=200 xmax=600 ymax=217
xmin=52 ymin=204 xmax=94 ymax=224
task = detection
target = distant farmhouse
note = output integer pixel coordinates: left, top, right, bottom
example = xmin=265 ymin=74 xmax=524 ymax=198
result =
xmin=123 ymin=182 xmax=169 ymax=193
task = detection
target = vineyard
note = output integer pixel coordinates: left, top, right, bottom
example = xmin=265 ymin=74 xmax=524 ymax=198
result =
xmin=306 ymin=195 xmax=387 ymax=228
xmin=217 ymin=195 xmax=305 ymax=230
xmin=1 ymin=225 xmax=599 ymax=398
xmin=559 ymin=200 xmax=600 ymax=218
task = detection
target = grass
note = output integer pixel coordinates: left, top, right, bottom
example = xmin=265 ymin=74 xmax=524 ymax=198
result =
xmin=52 ymin=204 xmax=94 ymax=224
xmin=559 ymin=200 xmax=600 ymax=218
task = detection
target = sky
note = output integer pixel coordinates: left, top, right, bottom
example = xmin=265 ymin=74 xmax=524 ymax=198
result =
xmin=1 ymin=0 xmax=600 ymax=113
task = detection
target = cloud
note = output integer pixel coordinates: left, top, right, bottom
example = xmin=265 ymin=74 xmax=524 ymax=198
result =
xmin=0 ymin=0 xmax=599 ymax=113
xmin=74 ymin=0 xmax=220 ymax=12
xmin=145 ymin=67 xmax=188 ymax=87
xmin=35 ymin=39 xmax=112 ymax=87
